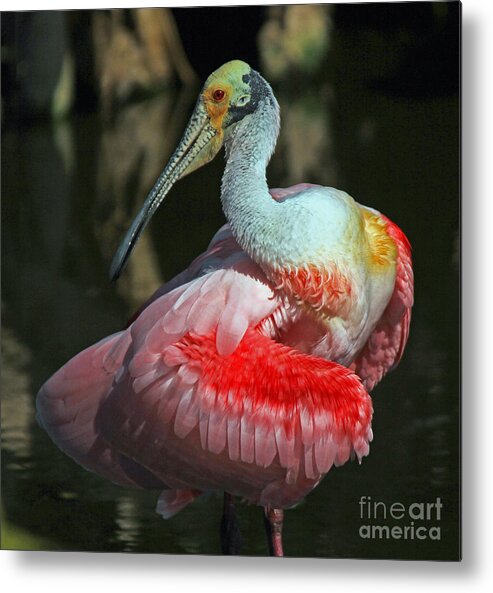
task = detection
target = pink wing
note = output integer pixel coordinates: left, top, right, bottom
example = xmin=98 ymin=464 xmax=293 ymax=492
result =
xmin=350 ymin=217 xmax=414 ymax=391
xmin=37 ymin=233 xmax=373 ymax=512
xmin=96 ymin=267 xmax=372 ymax=509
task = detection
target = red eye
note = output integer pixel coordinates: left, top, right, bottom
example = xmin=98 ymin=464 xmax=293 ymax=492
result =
xmin=213 ymin=89 xmax=226 ymax=102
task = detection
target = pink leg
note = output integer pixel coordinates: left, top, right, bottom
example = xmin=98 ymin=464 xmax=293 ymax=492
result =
xmin=220 ymin=492 xmax=242 ymax=555
xmin=264 ymin=506 xmax=284 ymax=557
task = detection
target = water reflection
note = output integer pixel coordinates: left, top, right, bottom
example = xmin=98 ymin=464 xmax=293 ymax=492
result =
xmin=114 ymin=495 xmax=141 ymax=552
xmin=2 ymin=327 xmax=34 ymax=461
xmin=2 ymin=34 xmax=459 ymax=558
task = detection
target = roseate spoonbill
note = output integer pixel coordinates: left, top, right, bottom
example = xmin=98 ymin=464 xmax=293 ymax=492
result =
xmin=36 ymin=60 xmax=413 ymax=557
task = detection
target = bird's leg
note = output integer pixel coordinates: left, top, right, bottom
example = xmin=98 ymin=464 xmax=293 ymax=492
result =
xmin=264 ymin=505 xmax=284 ymax=557
xmin=220 ymin=492 xmax=243 ymax=555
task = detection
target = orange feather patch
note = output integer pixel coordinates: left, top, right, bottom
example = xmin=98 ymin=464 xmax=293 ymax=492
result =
xmin=203 ymin=82 xmax=233 ymax=136
xmin=271 ymin=264 xmax=353 ymax=319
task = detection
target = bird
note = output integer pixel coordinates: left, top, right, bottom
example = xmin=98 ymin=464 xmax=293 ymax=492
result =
xmin=36 ymin=60 xmax=413 ymax=557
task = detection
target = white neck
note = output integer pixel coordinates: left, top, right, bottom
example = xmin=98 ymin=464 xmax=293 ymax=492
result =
xmin=220 ymin=98 xmax=281 ymax=266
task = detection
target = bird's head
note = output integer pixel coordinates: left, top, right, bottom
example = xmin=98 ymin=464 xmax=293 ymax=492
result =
xmin=110 ymin=60 xmax=273 ymax=280
xmin=201 ymin=59 xmax=277 ymax=148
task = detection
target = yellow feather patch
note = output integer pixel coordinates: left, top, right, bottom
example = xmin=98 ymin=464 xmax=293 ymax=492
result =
xmin=361 ymin=209 xmax=397 ymax=269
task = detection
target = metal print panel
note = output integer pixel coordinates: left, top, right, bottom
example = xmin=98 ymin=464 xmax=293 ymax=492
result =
xmin=1 ymin=1 xmax=460 ymax=560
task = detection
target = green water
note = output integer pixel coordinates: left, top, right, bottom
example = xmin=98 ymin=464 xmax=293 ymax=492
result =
xmin=2 ymin=32 xmax=460 ymax=559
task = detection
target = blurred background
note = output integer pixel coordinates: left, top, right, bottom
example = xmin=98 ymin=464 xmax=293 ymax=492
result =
xmin=1 ymin=2 xmax=460 ymax=558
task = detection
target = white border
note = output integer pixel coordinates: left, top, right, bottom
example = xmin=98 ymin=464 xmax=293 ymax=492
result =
xmin=2 ymin=0 xmax=493 ymax=591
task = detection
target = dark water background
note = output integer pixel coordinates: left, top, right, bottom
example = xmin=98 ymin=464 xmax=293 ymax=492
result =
xmin=2 ymin=7 xmax=460 ymax=559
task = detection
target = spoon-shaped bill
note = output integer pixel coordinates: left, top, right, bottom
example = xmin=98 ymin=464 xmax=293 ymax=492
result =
xmin=110 ymin=100 xmax=223 ymax=281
